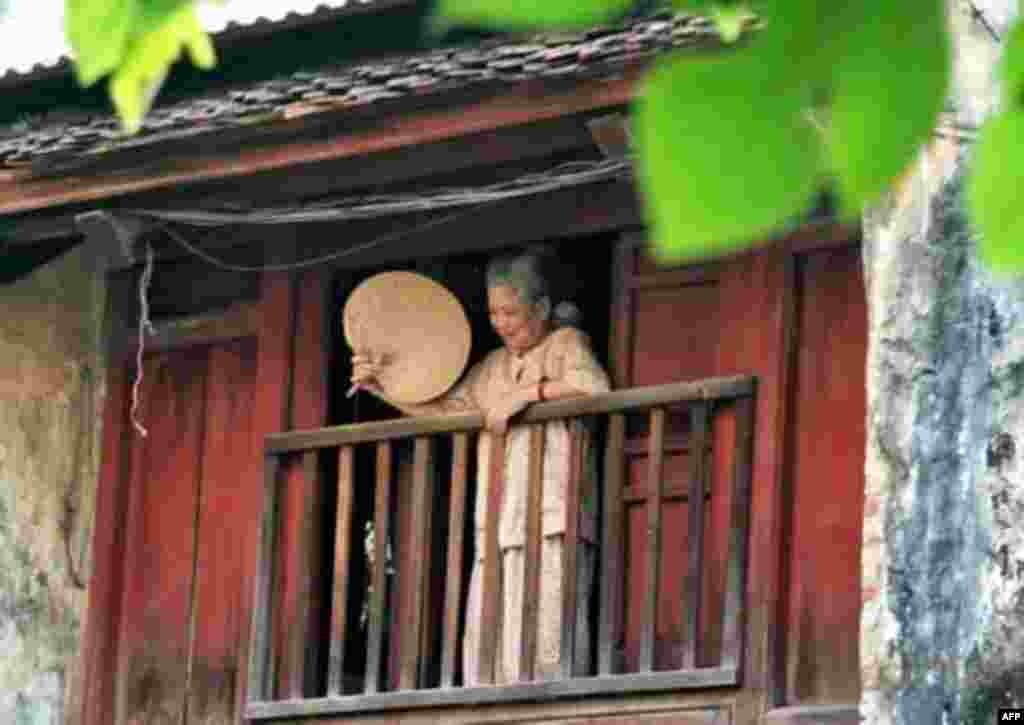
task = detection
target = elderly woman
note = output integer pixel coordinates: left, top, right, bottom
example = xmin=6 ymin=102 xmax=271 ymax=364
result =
xmin=351 ymin=250 xmax=611 ymax=684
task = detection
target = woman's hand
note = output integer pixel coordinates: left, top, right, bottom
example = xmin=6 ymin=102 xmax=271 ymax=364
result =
xmin=485 ymin=386 xmax=536 ymax=434
xmin=349 ymin=351 xmax=385 ymax=397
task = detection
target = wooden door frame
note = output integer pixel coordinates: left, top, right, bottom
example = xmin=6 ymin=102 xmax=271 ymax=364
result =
xmin=79 ymin=265 xmax=332 ymax=725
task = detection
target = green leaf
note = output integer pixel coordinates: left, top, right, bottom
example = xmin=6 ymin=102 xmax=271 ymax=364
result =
xmin=435 ymin=0 xmax=634 ymax=30
xmin=65 ymin=0 xmax=138 ymax=86
xmin=1000 ymin=19 xmax=1024 ymax=107
xmin=823 ymin=0 xmax=950 ymax=217
xmin=109 ymin=5 xmax=215 ymax=134
xmin=635 ymin=48 xmax=821 ymax=262
xmin=967 ymin=111 xmax=1024 ymax=272
xmin=709 ymin=4 xmax=754 ymax=43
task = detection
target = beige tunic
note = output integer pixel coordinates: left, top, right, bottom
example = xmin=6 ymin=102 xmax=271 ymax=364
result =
xmin=417 ymin=327 xmax=611 ymax=682
xmin=420 ymin=326 xmax=611 ymax=550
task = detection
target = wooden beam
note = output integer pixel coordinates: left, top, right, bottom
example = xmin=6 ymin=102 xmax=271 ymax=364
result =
xmin=0 ymin=74 xmax=640 ymax=216
xmin=267 ymin=376 xmax=757 ymax=454
xmin=246 ymin=667 xmax=740 ymax=720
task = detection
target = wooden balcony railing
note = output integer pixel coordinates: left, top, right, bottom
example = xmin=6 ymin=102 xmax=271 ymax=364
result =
xmin=246 ymin=375 xmax=756 ymax=721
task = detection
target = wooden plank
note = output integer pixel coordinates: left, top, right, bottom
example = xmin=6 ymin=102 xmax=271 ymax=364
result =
xmin=400 ymin=437 xmax=434 ymax=689
xmin=441 ymin=434 xmax=469 ymax=688
xmin=187 ymin=339 xmax=259 ymax=725
xmin=722 ymin=396 xmax=755 ymax=671
xmin=327 ymin=446 xmax=356 ymax=696
xmin=783 ymin=246 xmax=867 ymax=704
xmin=267 ymin=376 xmax=757 ymax=454
xmin=365 ymin=441 xmax=393 ymax=694
xmin=519 ymin=425 xmax=546 ymax=681
xmin=113 ymin=350 xmax=207 ymax=725
xmin=559 ymin=430 xmax=582 ymax=679
xmin=281 ymin=450 xmax=321 ymax=699
xmin=639 ymin=408 xmax=666 ymax=672
xmin=682 ymin=401 xmax=710 ymax=670
xmin=275 ymin=268 xmax=330 ymax=699
xmin=598 ymin=413 xmax=626 ymax=675
xmin=417 ymin=440 xmax=438 ymax=688
xmin=243 ymin=270 xmax=294 ymax=709
xmin=245 ymin=667 xmax=740 ymax=720
xmin=712 ymin=250 xmax=794 ymax=700
xmin=0 ymin=73 xmax=641 ymax=216
xmin=248 ymin=455 xmax=281 ymax=703
xmin=477 ymin=433 xmax=505 ymax=685
xmin=114 ymin=301 xmax=260 ymax=358
xmin=80 ymin=364 xmax=132 ymax=725
xmin=610 ymin=233 xmax=640 ymax=388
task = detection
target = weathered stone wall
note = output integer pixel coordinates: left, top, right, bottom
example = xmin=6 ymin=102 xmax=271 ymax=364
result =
xmin=861 ymin=2 xmax=1024 ymax=724
xmin=0 ymin=244 xmax=105 ymax=725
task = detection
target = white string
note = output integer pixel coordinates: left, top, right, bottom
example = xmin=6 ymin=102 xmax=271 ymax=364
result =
xmin=129 ymin=158 xmax=632 ymax=227
xmin=130 ymin=242 xmax=156 ymax=437
xmin=157 ymin=207 xmax=475 ymax=273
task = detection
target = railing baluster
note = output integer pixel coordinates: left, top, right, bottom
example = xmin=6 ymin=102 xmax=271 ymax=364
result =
xmin=682 ymin=402 xmax=710 ymax=669
xmin=519 ymin=425 xmax=545 ymax=681
xmin=400 ymin=437 xmax=434 ymax=689
xmin=286 ymin=451 xmax=322 ymax=699
xmin=559 ymin=425 xmax=583 ymax=679
xmin=327 ymin=446 xmax=355 ymax=696
xmin=598 ymin=413 xmax=626 ymax=675
xmin=477 ymin=433 xmax=505 ymax=685
xmin=248 ymin=454 xmax=280 ymax=702
xmin=639 ymin=408 xmax=666 ymax=672
xmin=441 ymin=434 xmax=470 ymax=688
xmin=364 ymin=442 xmax=392 ymax=694
xmin=722 ymin=397 xmax=755 ymax=671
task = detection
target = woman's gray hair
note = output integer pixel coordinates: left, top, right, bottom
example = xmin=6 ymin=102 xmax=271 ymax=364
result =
xmin=486 ymin=250 xmax=581 ymax=328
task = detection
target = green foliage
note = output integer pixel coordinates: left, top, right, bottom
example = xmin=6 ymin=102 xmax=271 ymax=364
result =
xmin=823 ymin=1 xmax=949 ymax=218
xmin=968 ymin=21 xmax=1024 ymax=273
xmin=635 ymin=49 xmax=820 ymax=261
xmin=65 ymin=0 xmax=214 ymax=133
xmin=441 ymin=0 xmax=953 ymax=263
xmin=435 ymin=0 xmax=634 ymax=30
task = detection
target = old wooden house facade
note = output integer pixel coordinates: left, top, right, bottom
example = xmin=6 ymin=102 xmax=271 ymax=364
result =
xmin=1 ymin=2 xmax=866 ymax=725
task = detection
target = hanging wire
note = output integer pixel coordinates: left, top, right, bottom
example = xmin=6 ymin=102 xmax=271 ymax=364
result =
xmin=155 ymin=207 xmax=478 ymax=273
xmin=130 ymin=242 xmax=156 ymax=437
xmin=129 ymin=158 xmax=632 ymax=228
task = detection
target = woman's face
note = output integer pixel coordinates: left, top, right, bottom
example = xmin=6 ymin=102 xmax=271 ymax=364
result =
xmin=488 ymin=284 xmax=546 ymax=356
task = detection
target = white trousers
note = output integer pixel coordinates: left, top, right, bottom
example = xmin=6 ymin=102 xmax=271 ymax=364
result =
xmin=462 ymin=535 xmax=595 ymax=685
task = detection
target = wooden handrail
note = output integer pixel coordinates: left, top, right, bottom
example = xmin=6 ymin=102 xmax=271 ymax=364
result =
xmin=249 ymin=373 xmax=758 ymax=711
xmin=266 ymin=375 xmax=755 ymax=454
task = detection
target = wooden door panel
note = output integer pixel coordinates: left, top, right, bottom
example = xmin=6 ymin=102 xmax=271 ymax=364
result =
xmin=189 ymin=339 xmax=260 ymax=723
xmin=115 ymin=350 xmax=208 ymax=725
xmin=631 ymin=284 xmax=719 ymax=387
xmin=784 ymin=246 xmax=866 ymax=704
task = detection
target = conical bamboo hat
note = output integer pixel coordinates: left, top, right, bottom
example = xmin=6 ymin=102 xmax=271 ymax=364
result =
xmin=343 ymin=271 xmax=471 ymax=404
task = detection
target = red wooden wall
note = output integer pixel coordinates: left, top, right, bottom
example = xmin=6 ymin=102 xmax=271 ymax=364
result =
xmin=81 ymin=269 xmax=331 ymax=725
xmin=611 ymin=234 xmax=866 ymax=706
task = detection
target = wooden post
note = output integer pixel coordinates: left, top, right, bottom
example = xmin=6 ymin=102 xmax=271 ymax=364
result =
xmin=365 ymin=442 xmax=392 ymax=694
xmin=598 ymin=413 xmax=626 ymax=675
xmin=400 ymin=437 xmax=434 ymax=689
xmin=519 ymin=425 xmax=546 ymax=681
xmin=639 ymin=408 xmax=666 ymax=672
xmin=248 ymin=454 xmax=281 ymax=702
xmin=559 ymin=429 xmax=583 ymax=679
xmin=327 ymin=446 xmax=355 ymax=696
xmin=441 ymin=434 xmax=470 ymax=688
xmin=722 ymin=397 xmax=755 ymax=671
xmin=682 ymin=402 xmax=710 ymax=669
xmin=477 ymin=433 xmax=505 ymax=685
